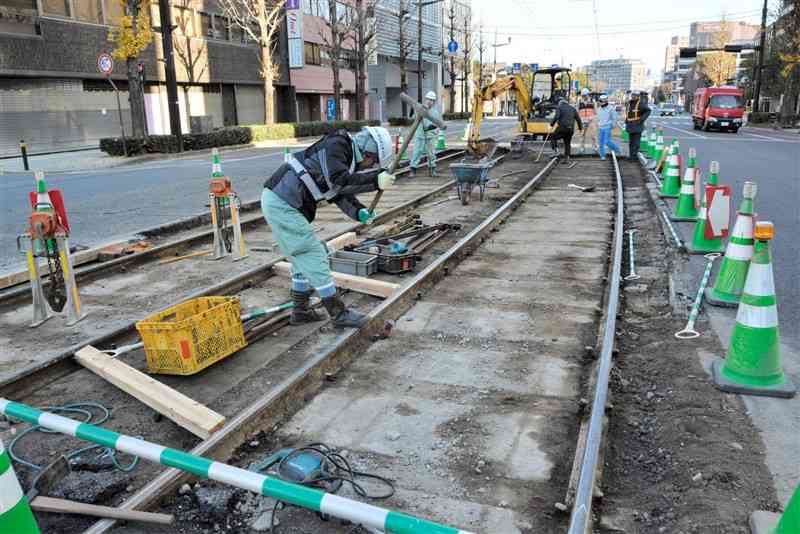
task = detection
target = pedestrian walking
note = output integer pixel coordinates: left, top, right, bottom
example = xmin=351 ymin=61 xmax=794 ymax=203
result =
xmin=261 ymin=126 xmax=395 ymax=328
xmin=409 ymin=91 xmax=442 ymax=177
xmin=549 ymin=98 xmax=583 ymax=164
xmin=596 ymin=94 xmax=622 ymax=160
xmin=624 ymin=90 xmax=651 ymax=159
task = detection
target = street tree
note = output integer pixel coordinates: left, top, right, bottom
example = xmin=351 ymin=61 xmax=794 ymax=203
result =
xmin=173 ymin=0 xmax=208 ymax=123
xmin=351 ymin=0 xmax=377 ymax=120
xmin=397 ymin=0 xmax=411 ymax=117
xmin=319 ymin=0 xmax=357 ymax=120
xmin=107 ymin=0 xmax=151 ymax=137
xmin=219 ymin=0 xmax=285 ymax=124
xmin=460 ymin=12 xmax=472 ymax=113
xmin=776 ymin=0 xmax=800 ymax=121
xmin=696 ymin=19 xmax=736 ymax=86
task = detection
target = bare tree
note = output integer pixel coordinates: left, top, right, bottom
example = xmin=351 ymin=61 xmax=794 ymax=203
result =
xmin=445 ymin=0 xmax=456 ymax=114
xmin=318 ymin=0 xmax=356 ymax=120
xmin=172 ymin=0 xmax=208 ymax=122
xmin=351 ymin=0 xmax=376 ymax=120
xmin=460 ymin=11 xmax=472 ymax=112
xmin=398 ymin=0 xmax=411 ymax=117
xmin=218 ymin=0 xmax=285 ymax=124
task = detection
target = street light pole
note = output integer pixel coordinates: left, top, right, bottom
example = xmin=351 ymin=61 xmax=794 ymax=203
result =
xmin=490 ymin=30 xmax=510 ymax=115
xmin=753 ymin=0 xmax=768 ymax=112
xmin=416 ymin=0 xmax=444 ymax=102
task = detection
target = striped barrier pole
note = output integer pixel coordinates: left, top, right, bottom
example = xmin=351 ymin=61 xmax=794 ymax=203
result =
xmin=0 ymin=399 xmax=472 ymax=534
xmin=675 ymin=253 xmax=721 ymax=339
xmin=0 ymin=438 xmax=40 ymax=533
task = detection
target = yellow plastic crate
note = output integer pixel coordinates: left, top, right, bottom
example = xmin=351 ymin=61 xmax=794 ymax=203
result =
xmin=135 ymin=297 xmax=246 ymax=375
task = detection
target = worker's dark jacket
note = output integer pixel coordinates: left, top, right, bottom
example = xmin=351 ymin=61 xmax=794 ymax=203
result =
xmin=550 ymin=102 xmax=583 ymax=131
xmin=624 ymin=99 xmax=651 ymax=134
xmin=264 ymin=130 xmax=382 ymax=223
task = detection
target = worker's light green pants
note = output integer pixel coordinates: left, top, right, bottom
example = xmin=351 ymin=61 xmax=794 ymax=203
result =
xmin=261 ymin=189 xmax=335 ymax=297
xmin=410 ymin=133 xmax=436 ymax=170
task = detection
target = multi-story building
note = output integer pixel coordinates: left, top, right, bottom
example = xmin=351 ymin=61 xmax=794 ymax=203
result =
xmin=584 ymin=58 xmax=646 ymax=96
xmin=367 ymin=0 xmax=443 ymax=121
xmin=689 ymin=20 xmax=759 ymax=48
xmin=664 ymin=35 xmax=689 ymax=74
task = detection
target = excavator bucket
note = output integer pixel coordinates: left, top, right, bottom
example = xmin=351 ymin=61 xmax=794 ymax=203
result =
xmin=467 ymin=137 xmax=498 ymax=159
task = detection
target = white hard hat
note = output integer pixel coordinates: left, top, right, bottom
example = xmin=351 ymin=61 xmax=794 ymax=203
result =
xmin=581 ymin=88 xmax=590 ymax=96
xmin=598 ymin=94 xmax=608 ymax=101
xmin=425 ymin=91 xmax=437 ymax=101
xmin=364 ymin=126 xmax=393 ymax=167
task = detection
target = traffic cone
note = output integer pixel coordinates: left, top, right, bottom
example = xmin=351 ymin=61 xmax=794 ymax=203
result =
xmin=436 ymin=130 xmax=446 ymax=151
xmin=283 ymin=147 xmax=291 ymax=163
xmin=462 ymin=121 xmax=471 ymax=142
xmin=639 ymin=128 xmax=648 ymax=153
xmin=659 ymin=141 xmax=681 ymax=198
xmin=399 ymin=135 xmax=408 ymax=161
xmin=671 ymin=147 xmax=700 ymax=221
xmin=648 ymin=128 xmax=658 ymax=160
xmin=706 ymin=181 xmax=757 ymax=307
xmin=211 ymin=148 xmax=224 ymax=177
xmin=621 ymin=127 xmax=629 ymax=143
xmin=653 ymin=127 xmax=665 ymax=162
xmin=712 ymin=221 xmax=796 ymax=398
xmin=688 ymin=161 xmax=726 ymax=254
xmin=0 ymin=439 xmax=40 ymax=533
xmin=750 ymin=483 xmax=800 ymax=534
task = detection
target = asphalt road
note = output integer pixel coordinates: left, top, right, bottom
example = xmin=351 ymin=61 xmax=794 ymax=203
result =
xmin=0 ymin=118 xmax=517 ymax=273
xmin=647 ymin=114 xmax=800 ymax=351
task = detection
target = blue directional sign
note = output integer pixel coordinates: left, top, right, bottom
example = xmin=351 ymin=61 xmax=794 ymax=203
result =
xmin=447 ymin=40 xmax=458 ymax=54
xmin=326 ymin=98 xmax=336 ymax=121
xmin=530 ymin=63 xmax=539 ymax=72
xmin=512 ymin=62 xmax=521 ymax=74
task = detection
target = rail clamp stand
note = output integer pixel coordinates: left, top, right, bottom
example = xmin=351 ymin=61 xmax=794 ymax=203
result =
xmin=750 ymin=483 xmax=800 ymax=534
xmin=712 ymin=222 xmax=796 ymax=398
xmin=706 ymin=181 xmax=756 ymax=307
xmin=0 ymin=439 xmax=41 ymax=533
xmin=688 ymin=161 xmax=726 ymax=254
xmin=672 ymin=147 xmax=700 ymax=221
xmin=659 ymin=141 xmax=681 ymax=198
xmin=436 ymin=130 xmax=446 ymax=151
xmin=209 ymin=149 xmax=248 ymax=261
xmin=0 ymin=399 xmax=475 ymax=534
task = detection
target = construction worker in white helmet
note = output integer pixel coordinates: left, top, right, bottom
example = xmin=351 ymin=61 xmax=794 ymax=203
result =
xmin=261 ymin=126 xmax=395 ymax=328
xmin=409 ymin=91 xmax=442 ymax=177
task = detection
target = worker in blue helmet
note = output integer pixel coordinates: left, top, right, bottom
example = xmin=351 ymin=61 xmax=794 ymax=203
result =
xmin=262 ymin=126 xmax=395 ymax=328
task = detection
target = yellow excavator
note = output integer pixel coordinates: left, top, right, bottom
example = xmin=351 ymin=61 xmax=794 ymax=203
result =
xmin=468 ymin=66 xmax=573 ymax=156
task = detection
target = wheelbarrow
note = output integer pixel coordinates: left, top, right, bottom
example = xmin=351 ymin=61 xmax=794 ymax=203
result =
xmin=449 ymin=157 xmax=499 ymax=206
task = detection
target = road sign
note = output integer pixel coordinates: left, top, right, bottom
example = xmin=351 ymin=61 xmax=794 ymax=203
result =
xmin=447 ymin=40 xmax=458 ymax=54
xmin=97 ymin=53 xmax=114 ymax=75
xmin=326 ymin=98 xmax=336 ymax=121
xmin=530 ymin=63 xmax=539 ymax=72
xmin=512 ymin=62 xmax=521 ymax=74
xmin=705 ymin=185 xmax=731 ymax=239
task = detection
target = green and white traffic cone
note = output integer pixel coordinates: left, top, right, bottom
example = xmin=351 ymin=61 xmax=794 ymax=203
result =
xmin=436 ymin=130 xmax=446 ymax=151
xmin=706 ymin=181 xmax=757 ymax=307
xmin=750 ymin=483 xmax=800 ymax=534
xmin=654 ymin=128 xmax=665 ymax=161
xmin=688 ymin=161 xmax=726 ymax=254
xmin=0 ymin=439 xmax=40 ymax=533
xmin=283 ymin=147 xmax=291 ymax=163
xmin=211 ymin=148 xmax=224 ymax=177
xmin=648 ymin=128 xmax=658 ymax=160
xmin=639 ymin=127 xmax=648 ymax=154
xmin=671 ymin=147 xmax=700 ymax=221
xmin=712 ymin=221 xmax=796 ymax=398
xmin=399 ymin=135 xmax=408 ymax=161
xmin=659 ymin=141 xmax=681 ymax=198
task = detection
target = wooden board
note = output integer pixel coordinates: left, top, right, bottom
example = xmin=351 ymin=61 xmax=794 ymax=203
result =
xmin=74 ymin=346 xmax=226 ymax=439
xmin=272 ymin=262 xmax=398 ymax=298
xmin=31 ymin=496 xmax=173 ymax=525
xmin=325 ymin=232 xmax=360 ymax=251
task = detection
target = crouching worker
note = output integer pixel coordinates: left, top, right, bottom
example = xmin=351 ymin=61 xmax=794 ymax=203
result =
xmin=261 ymin=126 xmax=395 ymax=328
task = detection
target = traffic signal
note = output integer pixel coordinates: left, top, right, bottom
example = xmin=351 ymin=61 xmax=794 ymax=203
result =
xmin=679 ymin=47 xmax=697 ymax=58
xmin=723 ymin=44 xmax=744 ymax=53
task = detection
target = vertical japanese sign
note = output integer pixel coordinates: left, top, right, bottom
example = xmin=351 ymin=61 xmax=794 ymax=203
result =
xmin=286 ymin=0 xmax=303 ymax=69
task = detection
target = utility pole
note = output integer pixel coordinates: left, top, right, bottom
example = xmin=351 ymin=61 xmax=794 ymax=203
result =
xmin=157 ymin=0 xmax=183 ymax=151
xmin=399 ymin=0 xmax=410 ymax=117
xmin=490 ymin=29 xmax=510 ymax=115
xmin=417 ymin=0 xmax=424 ymax=102
xmin=753 ymin=0 xmax=768 ymax=112
xmin=462 ymin=14 xmax=470 ymax=113
xmin=447 ymin=1 xmax=456 ymax=113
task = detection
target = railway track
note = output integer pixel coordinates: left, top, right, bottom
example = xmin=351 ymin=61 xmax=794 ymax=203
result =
xmin=2 ymin=151 xmax=636 ymax=534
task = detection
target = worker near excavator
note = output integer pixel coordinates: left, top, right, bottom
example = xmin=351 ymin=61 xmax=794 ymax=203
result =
xmin=596 ymin=94 xmax=622 ymax=160
xmin=549 ymin=97 xmax=583 ymax=164
xmin=578 ymin=87 xmax=599 ymax=155
xmin=624 ymin=90 xmax=651 ymax=159
xmin=261 ymin=126 xmax=396 ymax=328
xmin=409 ymin=91 xmax=442 ymax=177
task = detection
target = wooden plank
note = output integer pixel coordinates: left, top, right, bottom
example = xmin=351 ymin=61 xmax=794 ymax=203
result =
xmin=74 ymin=346 xmax=226 ymax=439
xmin=272 ymin=262 xmax=398 ymax=298
xmin=31 ymin=496 xmax=173 ymax=525
xmin=0 ymin=250 xmax=99 ymax=290
xmin=325 ymin=232 xmax=359 ymax=251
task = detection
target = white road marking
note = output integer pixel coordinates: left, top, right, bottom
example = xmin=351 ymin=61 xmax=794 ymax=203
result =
xmin=655 ymin=122 xmax=707 ymax=139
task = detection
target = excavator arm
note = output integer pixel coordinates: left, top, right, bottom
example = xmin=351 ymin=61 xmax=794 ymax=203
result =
xmin=467 ymin=75 xmax=531 ymax=156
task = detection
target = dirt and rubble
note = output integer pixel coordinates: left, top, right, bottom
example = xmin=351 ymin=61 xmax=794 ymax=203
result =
xmin=596 ymin=163 xmax=780 ymax=534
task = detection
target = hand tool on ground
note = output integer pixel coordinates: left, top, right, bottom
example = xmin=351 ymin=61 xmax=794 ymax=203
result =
xmin=661 ymin=211 xmax=684 ymax=249
xmin=500 ymin=169 xmax=528 ymax=178
xmin=675 ymin=253 xmax=721 ymax=339
xmin=534 ymin=129 xmax=552 ymax=163
xmin=368 ymin=93 xmax=447 ymax=214
xmin=624 ymin=229 xmax=640 ymax=281
xmin=568 ymin=183 xmax=596 ymax=193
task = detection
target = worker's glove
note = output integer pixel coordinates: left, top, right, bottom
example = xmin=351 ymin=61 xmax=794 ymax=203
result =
xmin=358 ymin=208 xmax=375 ymax=225
xmin=377 ymin=171 xmax=396 ymax=190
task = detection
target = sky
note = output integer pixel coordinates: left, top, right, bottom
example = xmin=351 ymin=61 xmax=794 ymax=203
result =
xmin=473 ymin=0 xmax=774 ymax=80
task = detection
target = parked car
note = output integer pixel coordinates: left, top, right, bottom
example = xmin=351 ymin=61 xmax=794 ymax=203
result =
xmin=692 ymin=87 xmax=744 ymax=132
xmin=659 ymin=104 xmax=680 ymax=116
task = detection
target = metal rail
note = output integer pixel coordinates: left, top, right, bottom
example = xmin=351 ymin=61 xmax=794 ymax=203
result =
xmin=83 ymin=157 xmax=560 ymax=534
xmin=566 ymin=152 xmax=625 ymax=534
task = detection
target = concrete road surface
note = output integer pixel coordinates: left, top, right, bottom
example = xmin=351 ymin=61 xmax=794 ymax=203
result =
xmin=0 ymin=118 xmax=517 ymax=273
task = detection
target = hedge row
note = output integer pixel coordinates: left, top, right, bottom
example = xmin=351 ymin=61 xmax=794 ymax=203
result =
xmin=387 ymin=117 xmax=413 ymax=126
xmin=748 ymin=112 xmax=799 ymax=125
xmin=442 ymin=112 xmax=470 ymax=120
xmin=99 ymin=120 xmax=380 ymax=156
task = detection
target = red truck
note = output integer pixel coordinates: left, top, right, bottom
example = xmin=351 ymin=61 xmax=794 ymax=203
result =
xmin=692 ymin=87 xmax=745 ymax=133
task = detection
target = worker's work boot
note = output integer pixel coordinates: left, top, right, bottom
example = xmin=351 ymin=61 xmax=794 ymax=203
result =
xmin=429 ymin=166 xmax=437 ymax=177
xmin=290 ymin=290 xmax=324 ymax=325
xmin=321 ymin=292 xmax=367 ymax=328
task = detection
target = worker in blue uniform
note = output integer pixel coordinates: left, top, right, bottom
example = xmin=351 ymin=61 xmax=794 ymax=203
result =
xmin=261 ymin=126 xmax=395 ymax=328
xmin=409 ymin=91 xmax=442 ymax=177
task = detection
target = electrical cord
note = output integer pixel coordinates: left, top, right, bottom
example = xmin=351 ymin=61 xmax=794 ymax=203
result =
xmin=261 ymin=442 xmax=395 ymax=533
xmin=8 ymin=402 xmax=140 ymax=473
